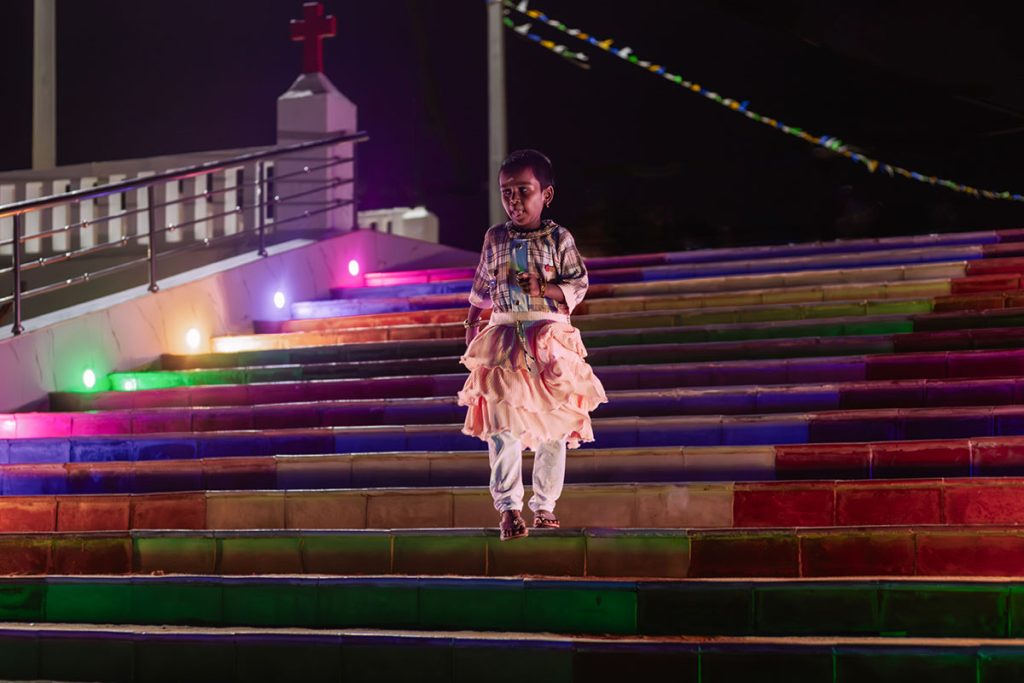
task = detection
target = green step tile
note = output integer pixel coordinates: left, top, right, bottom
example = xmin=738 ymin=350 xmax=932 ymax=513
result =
xmin=45 ymin=581 xmax=132 ymax=624
xmin=523 ymin=582 xmax=637 ymax=635
xmin=868 ymin=300 xmax=934 ymax=315
xmin=637 ymin=582 xmax=753 ymax=636
xmin=843 ymin=320 xmax=915 ymax=335
xmin=218 ymin=536 xmax=303 ymax=574
xmin=222 ymin=580 xmax=318 ymax=628
xmin=585 ymin=533 xmax=689 ymax=579
xmin=486 ymin=535 xmax=586 ymax=577
xmin=0 ymin=582 xmax=44 ymax=621
xmin=134 ymin=535 xmax=218 ymax=574
xmin=879 ymin=583 xmax=1010 ymax=638
xmin=418 ymin=579 xmax=525 ymax=631
xmin=318 ymin=579 xmax=418 ymax=628
xmin=573 ymin=645 xmax=699 ymax=682
xmin=131 ymin=580 xmax=224 ymax=626
xmin=755 ymin=583 xmax=879 ymax=636
xmin=393 ymin=535 xmax=487 ymax=576
xmin=301 ymin=534 xmax=393 ymax=574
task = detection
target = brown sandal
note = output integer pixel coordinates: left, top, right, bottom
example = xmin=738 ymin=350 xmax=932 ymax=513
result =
xmin=499 ymin=510 xmax=529 ymax=541
xmin=533 ymin=510 xmax=560 ymax=529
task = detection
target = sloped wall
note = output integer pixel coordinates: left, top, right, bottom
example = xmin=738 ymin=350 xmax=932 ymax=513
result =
xmin=0 ymin=230 xmax=476 ymax=411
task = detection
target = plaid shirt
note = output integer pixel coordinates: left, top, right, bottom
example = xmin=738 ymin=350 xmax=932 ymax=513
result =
xmin=469 ymin=219 xmax=589 ymax=315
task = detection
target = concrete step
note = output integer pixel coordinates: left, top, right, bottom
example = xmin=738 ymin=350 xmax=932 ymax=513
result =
xmin=2 ymin=477 xmax=1024 ymax=532
xmin=0 ymin=622 xmax=1019 ymax=683
xmin=0 ymin=575 xmax=1020 ymax=640
xmin=6 ymin=525 xmax=1024 ymax=578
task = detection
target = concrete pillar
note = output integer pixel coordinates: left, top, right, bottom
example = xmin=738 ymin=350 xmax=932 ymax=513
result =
xmin=276 ymin=72 xmax=357 ymax=234
xmin=487 ymin=0 xmax=507 ymax=226
xmin=32 ymin=0 xmax=56 ymax=170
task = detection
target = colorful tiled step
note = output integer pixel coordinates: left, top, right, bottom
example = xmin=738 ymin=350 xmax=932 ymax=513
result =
xmin=1 ymin=575 xmax=1021 ymax=640
xmin=29 ymin=375 xmax=1024 ymax=439
xmin=293 ymin=277 xmax=953 ymax=324
xmin=7 ymin=435 xmax=1024 ymax=495
xmin=335 ymin=257 xmax=968 ymax=302
xmin=5 ymin=477 xmax=1024 ymax=530
xmin=9 ymin=525 xmax=1024 ymax=578
xmin=18 ymin=404 xmax=1024 ymax=462
xmin=1 ymin=624 xmax=1021 ymax=683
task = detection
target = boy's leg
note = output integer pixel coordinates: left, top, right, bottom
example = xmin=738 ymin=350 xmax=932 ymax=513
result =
xmin=489 ymin=431 xmax=525 ymax=512
xmin=528 ymin=439 xmax=567 ymax=514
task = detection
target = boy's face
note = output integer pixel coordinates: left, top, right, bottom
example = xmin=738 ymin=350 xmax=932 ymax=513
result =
xmin=499 ymin=167 xmax=553 ymax=230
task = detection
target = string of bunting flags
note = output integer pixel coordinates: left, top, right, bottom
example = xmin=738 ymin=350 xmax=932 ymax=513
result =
xmin=503 ymin=0 xmax=1024 ymax=203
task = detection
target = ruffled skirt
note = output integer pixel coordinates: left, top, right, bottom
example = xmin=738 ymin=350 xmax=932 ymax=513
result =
xmin=458 ymin=321 xmax=608 ymax=450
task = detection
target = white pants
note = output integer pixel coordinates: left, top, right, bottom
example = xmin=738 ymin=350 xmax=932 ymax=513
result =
xmin=488 ymin=431 xmax=566 ymax=514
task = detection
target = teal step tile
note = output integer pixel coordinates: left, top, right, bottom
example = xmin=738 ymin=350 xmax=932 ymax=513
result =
xmin=637 ymin=582 xmax=752 ymax=636
xmin=0 ymin=633 xmax=39 ymax=680
xmin=342 ymin=640 xmax=453 ymax=683
xmin=45 ymin=580 xmax=132 ymax=624
xmin=40 ymin=635 xmax=135 ymax=683
xmin=235 ymin=637 xmax=343 ymax=683
xmin=755 ymin=583 xmax=879 ymax=636
xmin=880 ymin=583 xmax=1009 ymax=638
xmin=455 ymin=642 xmax=573 ymax=683
xmin=523 ymin=581 xmax=637 ymax=635
xmin=0 ymin=582 xmax=44 ymax=621
xmin=979 ymin=647 xmax=1024 ymax=683
xmin=572 ymin=644 xmax=699 ymax=682
xmin=836 ymin=647 xmax=976 ymax=683
xmin=318 ymin=579 xmax=418 ymax=629
xmin=701 ymin=646 xmax=834 ymax=683
xmin=131 ymin=579 xmax=224 ymax=626
xmin=222 ymin=580 xmax=318 ymax=628
xmin=135 ymin=637 xmax=236 ymax=683
xmin=419 ymin=579 xmax=525 ymax=632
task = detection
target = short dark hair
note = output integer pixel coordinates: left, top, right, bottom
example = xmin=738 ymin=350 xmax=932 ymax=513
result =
xmin=500 ymin=149 xmax=555 ymax=189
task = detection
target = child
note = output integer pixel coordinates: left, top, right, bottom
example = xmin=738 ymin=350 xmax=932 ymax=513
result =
xmin=458 ymin=149 xmax=608 ymax=540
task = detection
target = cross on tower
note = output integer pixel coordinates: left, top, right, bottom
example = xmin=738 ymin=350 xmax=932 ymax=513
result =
xmin=290 ymin=2 xmax=336 ymax=74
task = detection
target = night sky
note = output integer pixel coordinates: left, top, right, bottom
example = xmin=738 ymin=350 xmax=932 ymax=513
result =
xmin=2 ymin=1 xmax=1024 ymax=255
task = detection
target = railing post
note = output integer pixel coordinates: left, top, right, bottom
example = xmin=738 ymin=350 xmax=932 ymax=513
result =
xmin=257 ymin=161 xmax=268 ymax=257
xmin=11 ymin=214 xmax=24 ymax=335
xmin=146 ymin=185 xmax=159 ymax=293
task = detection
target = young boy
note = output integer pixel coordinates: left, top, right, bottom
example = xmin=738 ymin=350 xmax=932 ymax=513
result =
xmin=457 ymin=149 xmax=607 ymax=540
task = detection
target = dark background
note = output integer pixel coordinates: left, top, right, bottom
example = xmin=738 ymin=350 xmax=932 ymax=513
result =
xmin=2 ymin=1 xmax=1024 ymax=255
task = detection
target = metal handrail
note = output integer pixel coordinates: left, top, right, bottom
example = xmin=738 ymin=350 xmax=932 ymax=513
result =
xmin=0 ymin=155 xmax=351 ymax=249
xmin=0 ymin=131 xmax=367 ymax=334
xmin=0 ymin=131 xmax=366 ymax=220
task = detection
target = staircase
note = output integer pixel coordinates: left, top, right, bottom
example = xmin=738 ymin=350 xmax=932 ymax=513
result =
xmin=6 ymin=229 xmax=1024 ymax=680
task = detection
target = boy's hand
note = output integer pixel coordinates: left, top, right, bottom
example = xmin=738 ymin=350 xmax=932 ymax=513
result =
xmin=466 ymin=325 xmax=480 ymax=346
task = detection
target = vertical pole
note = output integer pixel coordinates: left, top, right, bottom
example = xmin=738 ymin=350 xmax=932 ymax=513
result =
xmin=486 ymin=0 xmax=507 ymax=226
xmin=32 ymin=0 xmax=56 ymax=170
xmin=11 ymin=214 xmax=24 ymax=335
xmin=146 ymin=185 xmax=159 ymax=292
xmin=257 ymin=162 xmax=268 ymax=257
